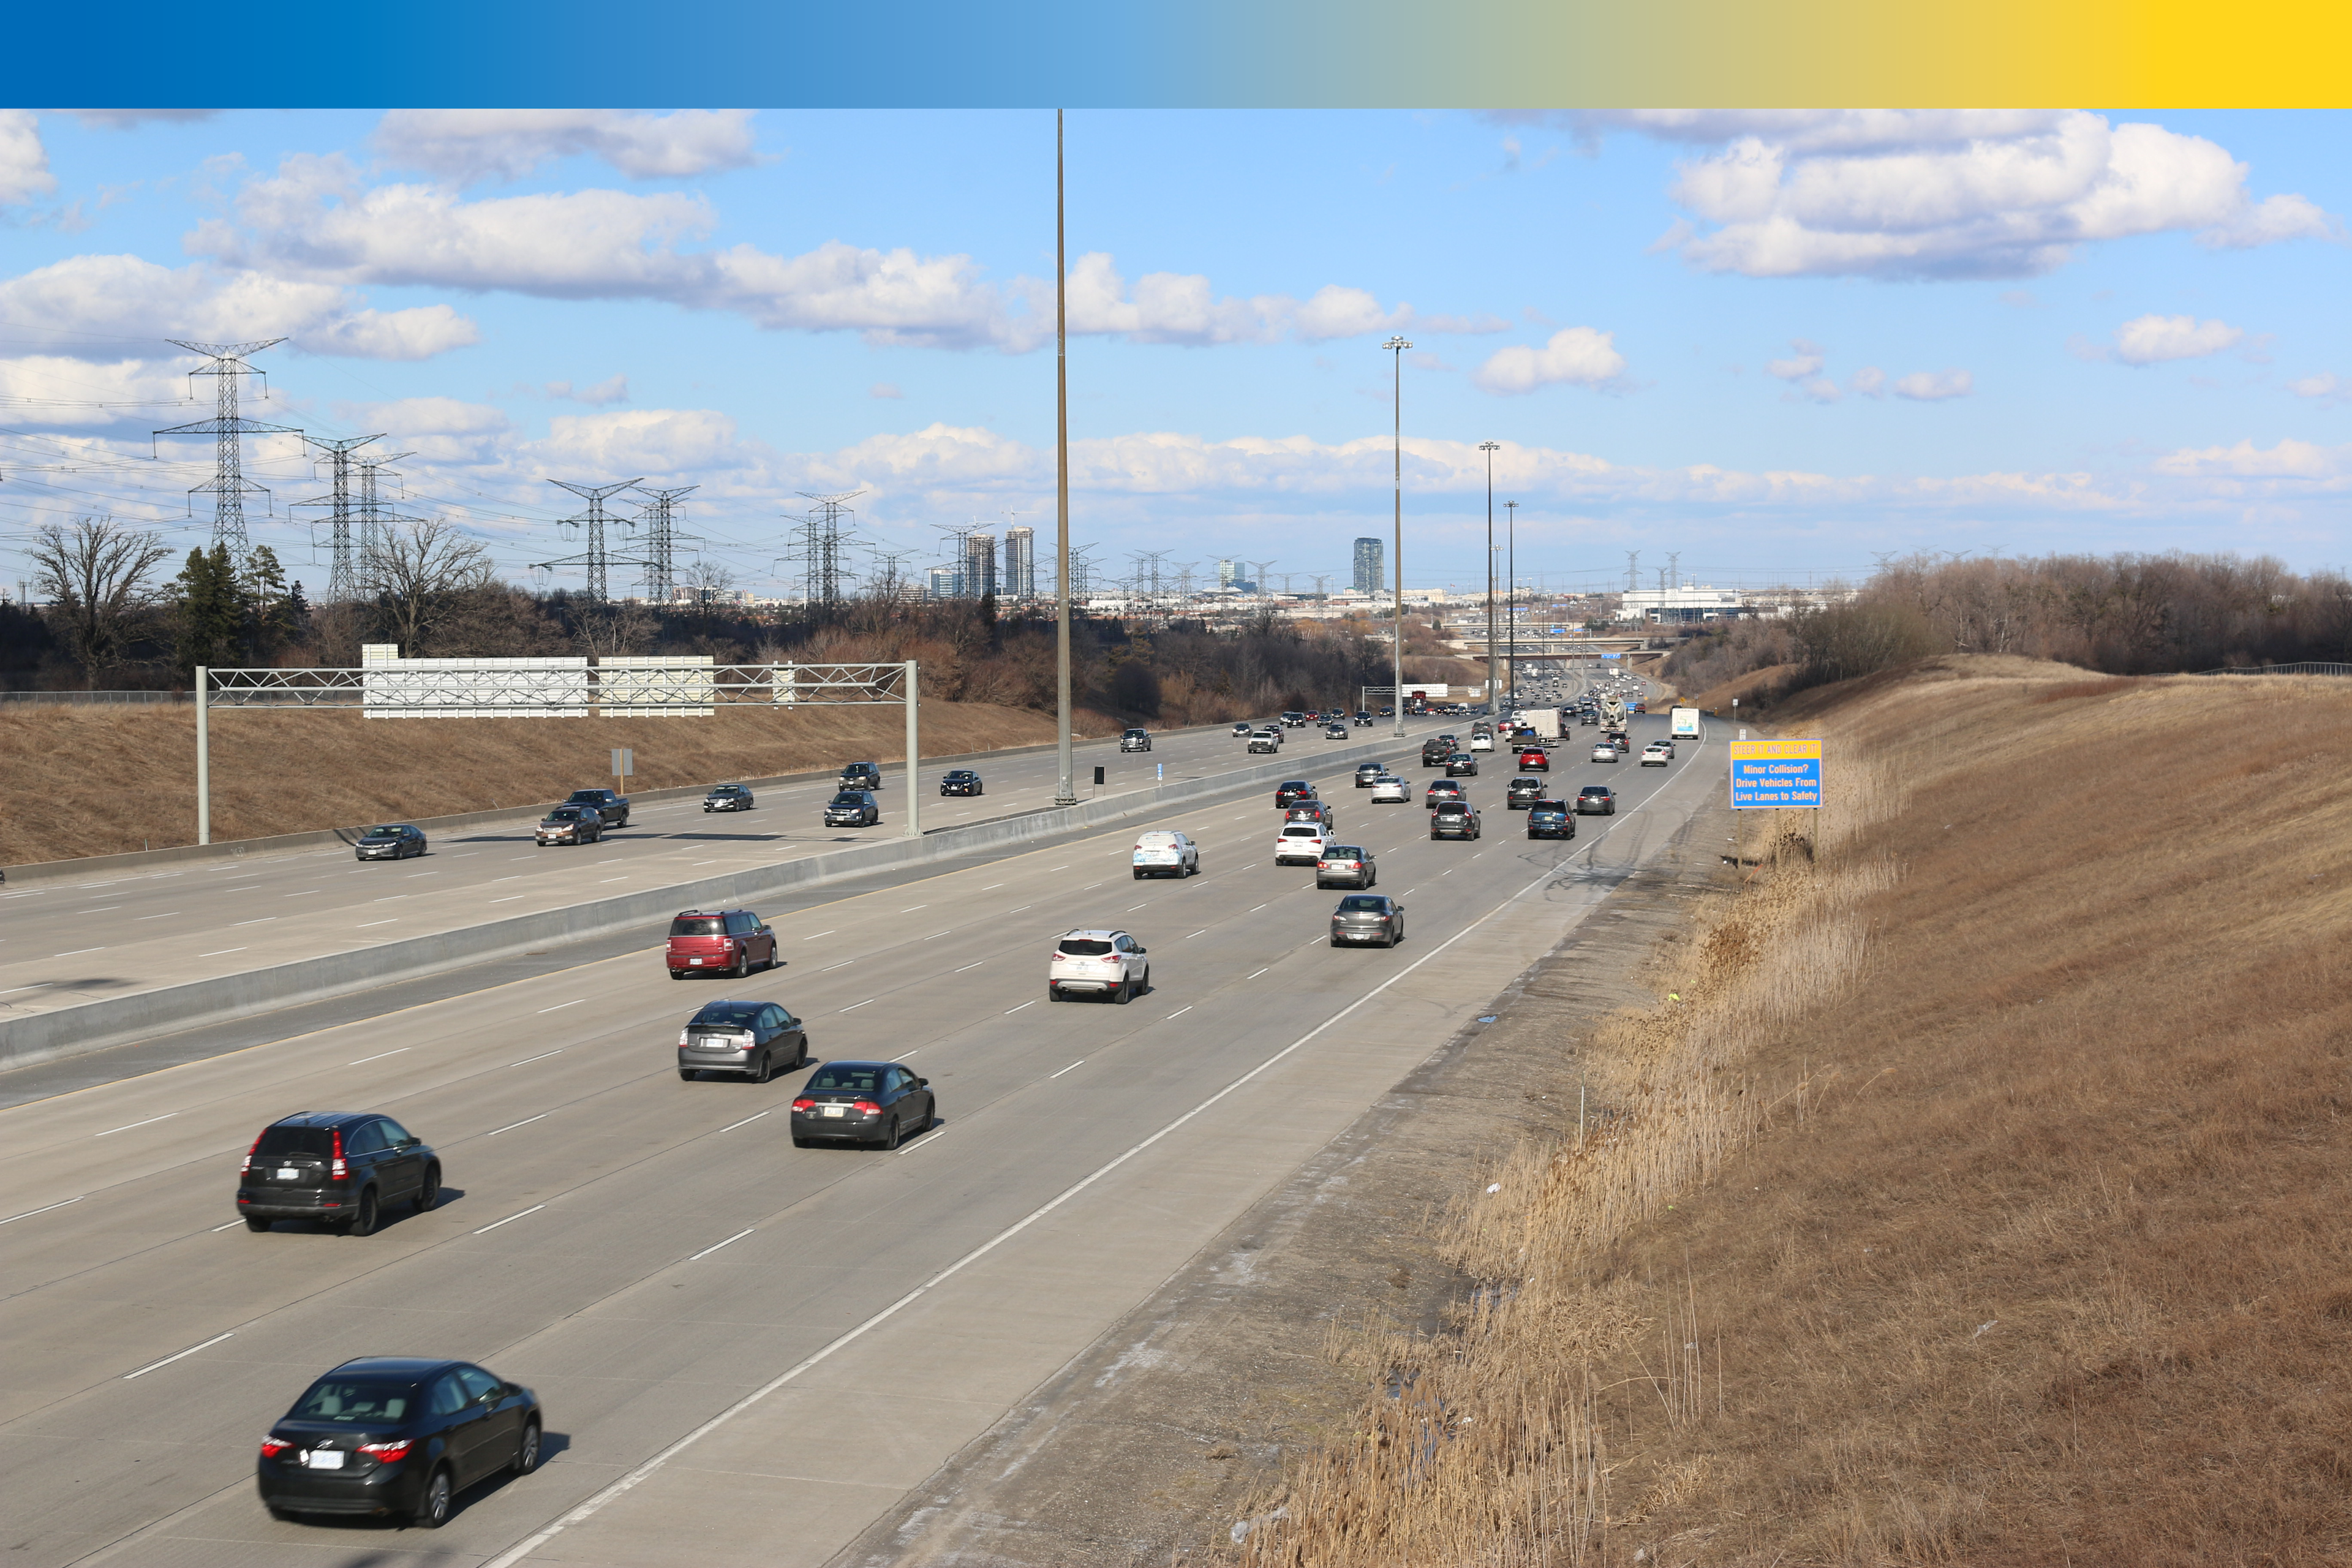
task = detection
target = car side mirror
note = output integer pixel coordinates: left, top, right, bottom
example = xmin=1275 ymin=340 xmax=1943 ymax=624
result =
xmin=916 ymin=1077 xmax=929 ymax=1088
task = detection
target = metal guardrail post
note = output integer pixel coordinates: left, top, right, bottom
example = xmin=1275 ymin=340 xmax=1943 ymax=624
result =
xmin=195 ymin=666 xmax=210 ymax=846
xmin=903 ymin=659 xmax=920 ymax=839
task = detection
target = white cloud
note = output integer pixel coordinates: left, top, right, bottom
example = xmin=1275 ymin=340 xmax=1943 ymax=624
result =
xmin=0 ymin=355 xmax=189 ymax=427
xmin=1471 ymin=327 xmax=1627 ymax=394
xmin=59 ymin=110 xmax=219 ymax=130
xmin=1852 ymin=366 xmax=1887 ymax=397
xmin=2113 ymin=314 xmax=2244 ymax=365
xmin=0 ymin=110 xmax=57 ymax=206
xmin=1893 ymin=369 xmax=1973 ymax=401
xmin=1764 ymin=339 xmax=1825 ymax=380
xmin=372 ymin=109 xmax=763 ymax=186
xmin=1571 ymin=110 xmax=2338 ymax=279
xmin=869 ymin=382 xmax=903 ymax=399
xmin=296 ymin=303 xmax=480 ymax=360
xmin=547 ymin=374 xmax=629 ymax=405
xmin=2287 ymin=372 xmax=2345 ymax=408
xmin=2152 ymin=437 xmax=2349 ymax=480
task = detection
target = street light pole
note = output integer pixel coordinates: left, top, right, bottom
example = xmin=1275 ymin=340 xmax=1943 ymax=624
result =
xmin=1053 ymin=109 xmax=1076 ymax=807
xmin=1504 ymin=497 xmax=1518 ymax=711
xmin=1384 ymin=335 xmax=1411 ymax=737
xmin=1480 ymin=440 xmax=1499 ymax=714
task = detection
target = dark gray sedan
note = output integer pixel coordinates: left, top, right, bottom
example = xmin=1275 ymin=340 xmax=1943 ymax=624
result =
xmin=1329 ymin=894 xmax=1404 ymax=948
xmin=353 ymin=823 xmax=426 ymax=861
xmin=677 ymin=999 xmax=809 ymax=1083
xmin=791 ymin=1060 xmax=935 ymax=1149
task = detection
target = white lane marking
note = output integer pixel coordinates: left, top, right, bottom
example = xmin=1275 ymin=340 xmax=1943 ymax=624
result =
xmin=1247 ymin=967 xmax=1270 ymax=978
xmin=232 ymin=917 xmax=276 ymax=926
xmin=474 ymin=1204 xmax=545 ymax=1235
xmin=486 ymin=1114 xmax=548 ymax=1136
xmin=197 ymin=947 xmax=247 ymax=957
xmin=820 ymin=960 xmax=854 ymax=973
xmin=210 ymin=1220 xmax=243 ymax=1232
xmin=350 ymin=1048 xmax=410 ymax=1065
xmin=124 ymin=1331 xmax=234 ymax=1380
xmin=1049 ymin=1059 xmax=1086 ymax=1079
xmin=511 ymin=1049 xmax=565 ymax=1066
xmin=900 ymin=905 xmax=928 ymax=913
xmin=802 ymin=930 xmax=836 ymax=941
xmin=840 ymin=999 xmax=873 ymax=1012
xmin=489 ymin=895 xmax=526 ymax=903
xmin=358 ymin=919 xmax=399 ymax=927
xmin=715 ymin=1111 xmax=771 ymax=1134
xmin=981 ymin=883 xmax=1005 ymax=891
xmin=1005 ymin=999 xmax=1038 ymax=1014
xmin=0 ymin=1196 xmax=82 ymax=1226
xmin=55 ymin=946 xmax=108 ymax=957
xmin=95 ymin=1114 xmax=176 ymax=1137
xmin=952 ymin=961 xmax=984 ymax=973
xmin=134 ymin=911 xmax=181 ymax=920
xmin=75 ymin=907 xmax=121 ymax=914
xmin=893 ymin=1048 xmax=920 ymax=1061
xmin=1166 ymin=1005 xmax=1193 ymax=1019
xmin=1046 ymin=865 xmax=1068 ymax=872
xmin=281 ymin=889 xmax=319 ymax=897
xmin=1007 ymin=905 xmax=1031 ymax=914
xmin=690 ymin=1228 xmax=756 ymax=1261
xmin=536 ymin=999 xmax=584 ymax=1014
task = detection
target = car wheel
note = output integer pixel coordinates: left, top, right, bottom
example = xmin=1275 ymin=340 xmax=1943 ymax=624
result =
xmin=1048 ymin=985 xmax=1063 ymax=1002
xmin=414 ymin=1164 xmax=440 ymax=1215
xmin=1113 ymin=976 xmax=1133 ymax=1005
xmin=244 ymin=1215 xmax=272 ymax=1232
xmin=791 ymin=1134 xmax=812 ymax=1148
xmin=790 ymin=1035 xmax=809 ymax=1069
xmin=679 ymin=1068 xmax=697 ymax=1082
xmin=513 ymin=1420 xmax=541 ymax=1476
xmin=1133 ymin=869 xmax=1145 ymax=880
xmin=751 ymin=1052 xmax=772 ymax=1085
xmin=1330 ymin=936 xmax=1343 ymax=948
xmin=343 ymin=1187 xmax=379 ymax=1238
xmin=414 ymin=1466 xmax=453 ymax=1529
xmin=729 ymin=949 xmax=747 ymax=979
xmin=880 ymin=1116 xmax=902 ymax=1152
xmin=669 ymin=970 xmax=686 ymax=980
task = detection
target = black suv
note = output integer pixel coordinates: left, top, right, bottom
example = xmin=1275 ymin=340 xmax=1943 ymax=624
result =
xmin=1430 ymin=801 xmax=1482 ymax=840
xmin=564 ymin=788 xmax=630 ymax=827
xmin=703 ymin=783 xmax=754 ymax=812
xmin=353 ymin=824 xmax=426 ymax=861
xmin=839 ymin=761 xmax=884 ymax=790
xmin=825 ymin=790 xmax=880 ymax=827
xmin=1274 ymin=780 xmax=1317 ymax=809
xmin=1526 ymin=799 xmax=1575 ymax=839
xmin=237 ymin=1112 xmax=441 ymax=1235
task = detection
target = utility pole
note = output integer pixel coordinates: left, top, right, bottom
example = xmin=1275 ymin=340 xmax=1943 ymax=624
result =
xmin=1480 ymin=440 xmax=1499 ymax=711
xmin=543 ymin=478 xmax=646 ymax=603
xmin=634 ymin=484 xmax=698 ymax=605
xmin=1054 ymin=108 xmax=1076 ymax=807
xmin=1384 ymin=335 xmax=1411 ymax=736
xmin=296 ymin=434 xmax=384 ymax=602
xmin=156 ymin=339 xmax=301 ymax=559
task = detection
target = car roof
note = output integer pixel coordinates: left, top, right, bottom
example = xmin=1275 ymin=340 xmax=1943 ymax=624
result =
xmin=675 ymin=908 xmax=755 ymax=917
xmin=267 ymin=1111 xmax=375 ymax=1130
xmin=327 ymin=1356 xmax=461 ymax=1379
xmin=1059 ymin=929 xmax=1128 ymax=940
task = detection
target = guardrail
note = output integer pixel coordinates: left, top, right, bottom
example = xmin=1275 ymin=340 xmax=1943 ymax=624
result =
xmin=2195 ymin=662 xmax=2351 ymax=677
xmin=0 ymin=690 xmax=192 ymax=704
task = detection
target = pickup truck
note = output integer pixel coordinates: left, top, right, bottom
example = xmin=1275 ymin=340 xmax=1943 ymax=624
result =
xmin=564 ymin=788 xmax=631 ymax=827
xmin=1420 ymin=736 xmax=1455 ymax=767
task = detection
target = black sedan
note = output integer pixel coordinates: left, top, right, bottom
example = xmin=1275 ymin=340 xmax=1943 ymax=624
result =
xmin=1423 ymin=778 xmax=1466 ymax=808
xmin=1526 ymin=800 xmax=1577 ymax=839
xmin=791 ymin=1060 xmax=935 ymax=1149
xmin=1330 ymin=892 xmax=1405 ymax=947
xmin=1575 ymin=786 xmax=1617 ymax=815
xmin=257 ymin=1357 xmax=541 ymax=1528
xmin=1506 ymin=776 xmax=1546 ymax=809
xmin=238 ymin=1112 xmax=441 ymax=1235
xmin=1446 ymin=752 xmax=1480 ymax=777
xmin=703 ymin=783 xmax=755 ymax=812
xmin=353 ymin=823 xmax=426 ymax=861
xmin=940 ymin=769 xmax=984 ymax=796
xmin=677 ymin=998 xmax=809 ymax=1082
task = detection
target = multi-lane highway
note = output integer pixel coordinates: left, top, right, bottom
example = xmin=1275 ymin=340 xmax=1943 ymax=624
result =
xmin=1 ymin=670 xmax=1708 ymax=1568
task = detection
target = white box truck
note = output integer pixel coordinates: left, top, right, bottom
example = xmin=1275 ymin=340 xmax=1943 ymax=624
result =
xmin=1526 ymin=707 xmax=1563 ymax=739
xmin=1670 ymin=705 xmax=1702 ymax=739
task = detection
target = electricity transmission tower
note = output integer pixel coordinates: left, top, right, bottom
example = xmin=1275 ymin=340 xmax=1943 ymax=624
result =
xmin=1128 ymin=550 xmax=1169 ymax=601
xmin=154 ymin=339 xmax=301 ymax=557
xmin=355 ymin=451 xmax=420 ymax=598
xmin=1250 ymin=560 xmax=1276 ymax=608
xmin=633 ymin=485 xmax=698 ymax=605
xmin=1625 ymin=551 xmax=1641 ymax=594
xmin=1665 ymin=552 xmax=1681 ymax=592
xmin=541 ymin=478 xmax=647 ymax=603
xmin=295 ymin=434 xmax=385 ymax=602
xmin=785 ymin=491 xmax=863 ymax=608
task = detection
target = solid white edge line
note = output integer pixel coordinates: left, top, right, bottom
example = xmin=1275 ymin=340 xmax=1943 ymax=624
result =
xmin=123 ymin=1331 xmax=233 ymax=1379
xmin=0 ymin=1195 xmax=82 ymax=1226
xmin=473 ymin=1204 xmax=546 ymax=1235
xmin=688 ymin=1227 xmax=755 ymax=1261
xmin=474 ymin=802 xmax=1634 ymax=1568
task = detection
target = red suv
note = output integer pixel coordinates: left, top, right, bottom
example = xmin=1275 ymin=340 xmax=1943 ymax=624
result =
xmin=666 ymin=910 xmax=778 ymax=979
xmin=1517 ymin=748 xmax=1549 ymax=771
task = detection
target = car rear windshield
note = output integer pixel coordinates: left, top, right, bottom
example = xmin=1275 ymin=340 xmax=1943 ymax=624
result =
xmin=254 ymin=1125 xmax=336 ymax=1158
xmin=670 ymin=916 xmax=725 ymax=937
xmin=692 ymin=1002 xmax=764 ymax=1027
xmin=1323 ymin=846 xmax=1362 ymax=858
xmin=1534 ymin=802 xmax=1566 ymax=813
xmin=808 ymin=1066 xmax=884 ymax=1092
xmin=1281 ymin=826 xmax=1322 ymax=837
xmin=1058 ymin=938 xmax=1114 ymax=955
xmin=567 ymin=791 xmax=604 ymax=802
xmin=292 ymin=1378 xmax=415 ymax=1423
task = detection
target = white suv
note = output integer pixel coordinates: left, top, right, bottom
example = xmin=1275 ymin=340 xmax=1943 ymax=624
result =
xmin=1048 ymin=929 xmax=1150 ymax=1003
xmin=1132 ymin=830 xmax=1200 ymax=878
xmin=1274 ymin=823 xmax=1329 ymax=865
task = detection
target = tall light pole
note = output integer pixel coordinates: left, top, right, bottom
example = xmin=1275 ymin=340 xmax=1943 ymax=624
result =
xmin=1504 ymin=497 xmax=1518 ymax=710
xmin=1385 ymin=335 xmax=1411 ymax=736
xmin=1479 ymin=440 xmax=1499 ymax=714
xmin=1053 ymin=109 xmax=1076 ymax=807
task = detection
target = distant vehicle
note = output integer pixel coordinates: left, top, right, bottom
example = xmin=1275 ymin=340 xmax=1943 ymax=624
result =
xmin=677 ymin=998 xmax=807 ymax=1083
xmin=1285 ymin=801 xmax=1335 ymax=832
xmin=1248 ymin=728 xmax=1281 ymax=753
xmin=1324 ymin=723 xmax=1349 ymax=739
xmin=824 ymin=790 xmax=881 ymax=827
xmin=535 ymin=805 xmax=603 ymax=846
xmin=1670 ymin=705 xmax=1702 ymax=739
xmin=939 ymin=769 xmax=984 ymax=796
xmin=1329 ymin=892 xmax=1405 ymax=947
xmin=1517 ymin=747 xmax=1549 ymax=771
xmin=666 ymin=908 xmax=778 ymax=979
xmin=838 ymin=761 xmax=883 ymax=790
xmin=792 ymin=1061 xmax=936 ymax=1148
xmin=1575 ymin=786 xmax=1616 ymax=816
xmin=1468 ymin=732 xmax=1494 ymax=752
xmin=1369 ymin=774 xmax=1411 ymax=803
xmin=255 ymin=1357 xmax=541 ymax=1528
xmin=1275 ymin=823 xmax=1330 ymax=865
xmin=1315 ymin=844 xmax=1377 ymax=889
xmin=564 ymin=788 xmax=630 ymax=827
xmin=1274 ymin=780 xmax=1318 ymax=809
xmin=1232 ymin=722 xmax=1253 ymax=736
xmin=1281 ymin=711 xmax=1308 ymax=728
xmin=1423 ymin=778 xmax=1466 ymax=808
xmin=1354 ymin=761 xmax=1386 ymax=788
xmin=1354 ymin=710 xmax=1374 ymax=726
xmin=1591 ymin=743 xmax=1619 ymax=764
xmin=1420 ymin=736 xmax=1455 ymax=767
xmin=236 ymin=1112 xmax=440 ymax=1235
xmin=1446 ymin=752 xmax=1480 ymax=777
xmin=1132 ymin=829 xmax=1200 ymax=878
xmin=1120 ymin=728 xmax=1153 ymax=753
xmin=1526 ymin=800 xmax=1575 ymax=839
xmin=1578 ymin=711 xmax=1599 ymax=726
xmin=1506 ymin=776 xmax=1546 ymax=809
xmin=1047 ymin=929 xmax=1150 ymax=1003
xmin=1642 ymin=742 xmax=1673 ymax=766
xmin=353 ymin=824 xmax=426 ymax=861
xmin=702 ymin=783 xmax=755 ymax=812
xmin=1429 ymin=801 xmax=1482 ymax=840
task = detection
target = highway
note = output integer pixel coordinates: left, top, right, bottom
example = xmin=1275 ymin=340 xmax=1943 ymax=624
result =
xmin=0 ymin=670 xmax=1705 ymax=1568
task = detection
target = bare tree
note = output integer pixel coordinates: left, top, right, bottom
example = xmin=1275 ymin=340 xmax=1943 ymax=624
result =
xmin=29 ymin=517 xmax=172 ymax=687
xmin=363 ymin=518 xmax=496 ymax=657
xmin=573 ymin=600 xmax=659 ymax=660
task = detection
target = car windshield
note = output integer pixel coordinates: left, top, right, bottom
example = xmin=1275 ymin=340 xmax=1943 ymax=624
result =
xmin=829 ymin=793 xmax=865 ymax=807
xmin=807 ymin=1065 xmax=884 ymax=1093
xmin=360 ymin=826 xmax=404 ymax=839
xmin=543 ymin=809 xmax=582 ymax=821
xmin=670 ymin=916 xmax=725 ymax=937
xmin=1059 ymin=938 xmax=1114 ymax=955
xmin=254 ymin=1125 xmax=335 ymax=1158
xmin=692 ymin=1002 xmax=764 ymax=1027
xmin=1336 ymin=895 xmax=1387 ymax=912
xmin=292 ymin=1378 xmax=415 ymax=1423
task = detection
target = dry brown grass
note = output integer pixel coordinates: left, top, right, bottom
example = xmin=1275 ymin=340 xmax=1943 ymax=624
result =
xmin=1239 ymin=657 xmax=2352 ymax=1566
xmin=0 ymin=698 xmax=1106 ymax=864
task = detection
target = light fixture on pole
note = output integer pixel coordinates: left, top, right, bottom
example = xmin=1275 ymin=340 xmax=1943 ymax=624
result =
xmin=1053 ymin=109 xmax=1077 ymax=807
xmin=1480 ymin=440 xmax=1499 ymax=714
xmin=1504 ymin=497 xmax=1518 ymax=710
xmin=1384 ymin=336 xmax=1412 ymax=736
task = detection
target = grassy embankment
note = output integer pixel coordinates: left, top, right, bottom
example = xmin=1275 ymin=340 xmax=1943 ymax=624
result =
xmin=1242 ymin=656 xmax=2352 ymax=1566
xmin=0 ymin=699 xmax=1102 ymax=865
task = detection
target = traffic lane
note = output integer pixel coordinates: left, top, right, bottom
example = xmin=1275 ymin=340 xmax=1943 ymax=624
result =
xmin=0 ymin=718 xmax=1452 ymax=1012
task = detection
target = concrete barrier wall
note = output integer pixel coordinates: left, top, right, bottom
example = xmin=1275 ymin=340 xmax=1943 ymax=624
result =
xmin=2 ymin=732 xmax=1415 ymax=1071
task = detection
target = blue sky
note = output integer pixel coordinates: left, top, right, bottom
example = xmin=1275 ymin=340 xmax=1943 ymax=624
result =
xmin=1 ymin=107 xmax=2344 ymax=600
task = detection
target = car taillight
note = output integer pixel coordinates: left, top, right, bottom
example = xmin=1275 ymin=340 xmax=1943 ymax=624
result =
xmin=260 ymin=1436 xmax=293 ymax=1458
xmin=678 ymin=1030 xmax=689 ymax=1045
xmin=358 ymin=1438 xmax=414 ymax=1463
xmin=792 ymin=1098 xmax=815 ymax=1111
xmin=328 ymin=1127 xmax=347 ymax=1183
xmin=852 ymin=1100 xmax=881 ymax=1114
xmin=241 ymin=1132 xmax=263 ymax=1175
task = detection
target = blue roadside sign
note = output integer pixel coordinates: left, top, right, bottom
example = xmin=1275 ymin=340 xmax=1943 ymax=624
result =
xmin=1728 ymin=739 xmax=1823 ymax=809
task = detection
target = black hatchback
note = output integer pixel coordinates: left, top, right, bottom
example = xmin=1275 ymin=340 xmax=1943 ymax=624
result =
xmin=257 ymin=1357 xmax=542 ymax=1528
xmin=791 ymin=1060 xmax=935 ymax=1150
xmin=677 ymin=998 xmax=809 ymax=1082
xmin=238 ymin=1112 xmax=441 ymax=1236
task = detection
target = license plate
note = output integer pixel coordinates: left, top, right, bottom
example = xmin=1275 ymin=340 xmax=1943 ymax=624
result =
xmin=276 ymin=1168 xmax=299 ymax=1181
xmin=307 ymin=1450 xmax=345 ymax=1469
xmin=822 ymin=1105 xmax=845 ymax=1118
xmin=689 ymin=958 xmax=703 ymax=965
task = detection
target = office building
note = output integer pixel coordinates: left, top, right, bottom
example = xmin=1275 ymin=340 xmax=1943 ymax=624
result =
xmin=927 ymin=565 xmax=962 ymax=599
xmin=963 ymin=532 xmax=998 ymax=600
xmin=1352 ymin=537 xmax=1384 ymax=595
xmin=1003 ymin=526 xmax=1035 ymax=600
xmin=1217 ymin=559 xmax=1237 ymax=589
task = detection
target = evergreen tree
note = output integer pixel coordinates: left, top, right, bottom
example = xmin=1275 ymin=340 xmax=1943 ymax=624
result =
xmin=173 ymin=545 xmax=243 ymax=677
